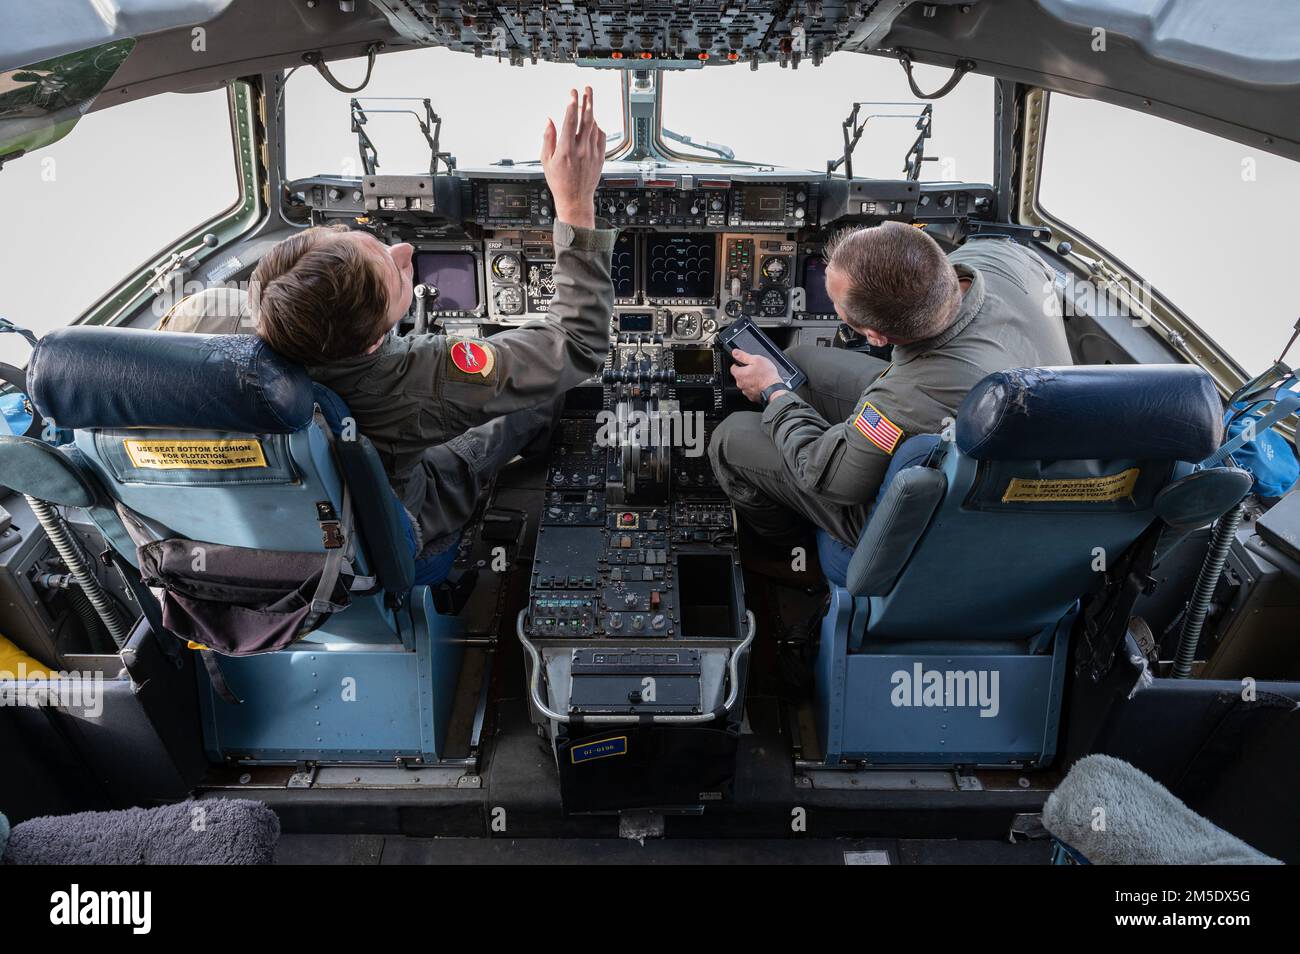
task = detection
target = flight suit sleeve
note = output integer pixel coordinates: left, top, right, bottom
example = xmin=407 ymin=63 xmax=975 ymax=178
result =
xmin=759 ymin=382 xmax=913 ymax=508
xmin=416 ymin=219 xmax=617 ymax=434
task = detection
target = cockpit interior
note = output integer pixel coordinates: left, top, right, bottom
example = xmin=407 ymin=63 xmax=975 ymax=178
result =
xmin=0 ymin=0 xmax=1298 ymax=874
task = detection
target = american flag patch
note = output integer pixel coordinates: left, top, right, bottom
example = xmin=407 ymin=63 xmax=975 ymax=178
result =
xmin=852 ymin=401 xmax=903 ymax=454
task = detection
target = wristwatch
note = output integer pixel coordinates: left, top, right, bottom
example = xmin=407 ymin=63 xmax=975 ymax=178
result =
xmin=760 ymin=382 xmax=788 ymax=406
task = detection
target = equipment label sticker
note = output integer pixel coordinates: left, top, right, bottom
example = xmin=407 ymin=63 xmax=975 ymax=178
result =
xmin=123 ymin=438 xmax=268 ymax=471
xmin=1002 ymin=467 xmax=1139 ymax=503
xmin=570 ymin=735 xmax=628 ymax=764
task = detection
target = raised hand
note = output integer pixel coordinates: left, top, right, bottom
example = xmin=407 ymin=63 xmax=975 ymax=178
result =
xmin=540 ymin=86 xmax=606 ymax=229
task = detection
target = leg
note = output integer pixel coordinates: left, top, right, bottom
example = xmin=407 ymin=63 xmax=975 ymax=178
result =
xmin=786 ymin=345 xmax=888 ymax=423
xmin=415 ymin=402 xmax=557 ymax=556
xmin=708 ymin=410 xmax=865 ymax=546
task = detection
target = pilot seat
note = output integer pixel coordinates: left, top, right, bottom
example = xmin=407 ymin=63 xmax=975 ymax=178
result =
xmin=811 ymin=365 xmax=1226 ymax=767
xmin=21 ymin=326 xmax=469 ymax=765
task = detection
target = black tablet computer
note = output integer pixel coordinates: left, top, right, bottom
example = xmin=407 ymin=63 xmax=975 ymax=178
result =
xmin=717 ymin=316 xmax=807 ymax=393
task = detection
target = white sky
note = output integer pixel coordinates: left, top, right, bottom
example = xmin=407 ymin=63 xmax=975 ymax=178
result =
xmin=1 ymin=47 xmax=1296 ymax=375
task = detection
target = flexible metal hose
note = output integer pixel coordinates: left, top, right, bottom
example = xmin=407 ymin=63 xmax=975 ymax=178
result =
xmin=25 ymin=495 xmax=130 ymax=649
xmin=1172 ymin=503 xmax=1244 ymax=678
xmin=67 ymin=585 xmax=114 ymax=654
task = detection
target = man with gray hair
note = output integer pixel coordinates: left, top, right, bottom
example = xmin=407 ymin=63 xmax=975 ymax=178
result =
xmin=709 ymin=222 xmax=1072 ymax=559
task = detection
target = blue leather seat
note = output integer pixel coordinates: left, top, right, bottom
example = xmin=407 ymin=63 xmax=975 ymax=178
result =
xmin=28 ymin=326 xmax=465 ymax=764
xmin=812 ymin=365 xmax=1224 ymax=767
xmin=310 ymin=380 xmax=459 ymax=587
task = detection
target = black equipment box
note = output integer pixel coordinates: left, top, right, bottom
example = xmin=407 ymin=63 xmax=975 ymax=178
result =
xmin=569 ymin=647 xmax=702 ymax=714
xmin=1256 ymin=489 xmax=1300 ymax=564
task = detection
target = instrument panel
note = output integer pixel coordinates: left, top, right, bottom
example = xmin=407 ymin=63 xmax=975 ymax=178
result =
xmin=468 ymin=178 xmax=815 ymax=231
xmin=301 ymin=171 xmax=995 ymax=341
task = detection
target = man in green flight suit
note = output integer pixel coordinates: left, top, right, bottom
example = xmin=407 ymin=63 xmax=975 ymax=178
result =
xmin=251 ymin=88 xmax=616 ymax=572
xmin=710 ymin=222 xmax=1073 ymax=557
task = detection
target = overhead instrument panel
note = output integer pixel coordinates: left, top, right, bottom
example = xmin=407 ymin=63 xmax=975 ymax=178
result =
xmin=367 ymin=1 xmax=925 ymax=68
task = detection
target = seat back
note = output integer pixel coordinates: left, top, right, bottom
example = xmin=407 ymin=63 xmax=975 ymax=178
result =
xmin=28 ymin=326 xmax=415 ymax=643
xmin=849 ymin=365 xmax=1224 ymax=642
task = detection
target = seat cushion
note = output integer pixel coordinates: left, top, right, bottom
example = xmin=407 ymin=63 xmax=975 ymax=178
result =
xmin=818 ymin=434 xmax=943 ymax=588
xmin=817 ymin=528 xmax=853 ymax=588
xmin=413 ymin=542 xmax=458 ymax=586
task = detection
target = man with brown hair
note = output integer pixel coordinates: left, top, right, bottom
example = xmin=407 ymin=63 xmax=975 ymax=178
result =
xmin=709 ymin=222 xmax=1072 ymax=553
xmin=251 ymin=88 xmax=613 ymax=575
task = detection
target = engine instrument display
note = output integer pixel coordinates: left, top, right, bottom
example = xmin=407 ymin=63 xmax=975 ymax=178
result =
xmin=646 ymin=234 xmax=716 ymax=301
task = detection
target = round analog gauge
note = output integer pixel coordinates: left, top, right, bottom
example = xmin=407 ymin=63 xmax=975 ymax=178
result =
xmin=495 ymin=286 xmax=524 ymax=315
xmin=673 ymin=312 xmax=701 ymax=339
xmin=759 ymin=287 xmax=788 ymax=316
xmin=491 ymin=252 xmax=521 ymax=281
xmin=760 ymin=255 xmax=789 ymax=285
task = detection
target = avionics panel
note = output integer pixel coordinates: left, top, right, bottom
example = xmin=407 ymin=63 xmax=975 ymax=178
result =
xmin=644 ymin=233 xmax=717 ymax=305
xmin=485 ymin=234 xmax=556 ymax=321
xmin=413 ymin=250 xmax=481 ymax=313
xmin=612 ymin=231 xmax=637 ymax=302
xmin=728 ymin=183 xmax=809 ymax=229
xmin=795 ymin=254 xmax=838 ymax=321
xmin=477 ymin=181 xmax=554 ymax=227
xmin=719 ymin=234 xmax=795 ymax=324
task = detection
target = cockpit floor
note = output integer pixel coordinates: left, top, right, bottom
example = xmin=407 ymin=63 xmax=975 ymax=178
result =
xmin=272 ymin=833 xmax=1052 ymax=866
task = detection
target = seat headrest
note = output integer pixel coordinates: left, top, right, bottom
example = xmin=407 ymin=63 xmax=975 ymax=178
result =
xmin=956 ymin=365 xmax=1223 ymax=462
xmin=29 ymin=327 xmax=314 ymax=433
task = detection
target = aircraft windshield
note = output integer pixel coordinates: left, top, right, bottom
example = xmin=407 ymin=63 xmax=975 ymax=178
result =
xmin=1039 ymin=94 xmax=1300 ymax=377
xmin=285 ymin=48 xmax=624 ymax=177
xmin=286 ymin=48 xmax=993 ymax=180
xmin=657 ymin=56 xmax=993 ymax=180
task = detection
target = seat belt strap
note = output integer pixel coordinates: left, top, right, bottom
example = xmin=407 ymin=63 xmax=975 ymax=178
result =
xmin=306 ymin=406 xmax=360 ymax=620
xmin=199 ymin=649 xmax=242 ymax=705
xmin=101 ymin=545 xmax=183 ymax=670
xmin=1203 ymin=392 xmax=1300 ymax=468
xmin=309 ymin=479 xmax=354 ymax=615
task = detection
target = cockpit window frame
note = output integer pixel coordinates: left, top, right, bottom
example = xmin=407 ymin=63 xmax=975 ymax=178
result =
xmin=75 ymin=79 xmax=264 ymax=331
xmin=1017 ymin=87 xmax=1248 ymax=398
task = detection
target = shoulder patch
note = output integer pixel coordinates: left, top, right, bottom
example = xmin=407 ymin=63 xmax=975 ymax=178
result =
xmin=447 ymin=337 xmax=497 ymax=384
xmin=850 ymin=399 xmax=904 ymax=454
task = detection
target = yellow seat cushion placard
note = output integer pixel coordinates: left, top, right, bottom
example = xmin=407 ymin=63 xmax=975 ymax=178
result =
xmin=1002 ymin=467 xmax=1140 ymax=504
xmin=0 ymin=634 xmax=52 ymax=679
xmin=123 ymin=438 xmax=268 ymax=471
